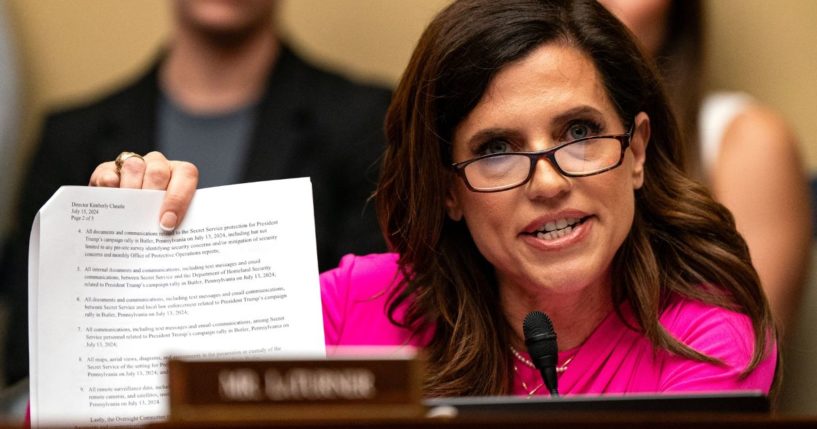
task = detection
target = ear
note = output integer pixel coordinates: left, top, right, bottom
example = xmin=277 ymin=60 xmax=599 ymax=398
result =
xmin=629 ymin=112 xmax=650 ymax=189
xmin=445 ymin=185 xmax=464 ymax=221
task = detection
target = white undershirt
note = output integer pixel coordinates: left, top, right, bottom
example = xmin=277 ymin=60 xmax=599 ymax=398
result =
xmin=698 ymin=91 xmax=755 ymax=175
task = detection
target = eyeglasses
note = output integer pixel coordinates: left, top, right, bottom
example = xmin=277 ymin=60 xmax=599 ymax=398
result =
xmin=451 ymin=129 xmax=632 ymax=193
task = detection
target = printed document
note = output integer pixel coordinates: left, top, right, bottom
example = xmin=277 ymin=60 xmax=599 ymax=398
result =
xmin=28 ymin=179 xmax=326 ymax=427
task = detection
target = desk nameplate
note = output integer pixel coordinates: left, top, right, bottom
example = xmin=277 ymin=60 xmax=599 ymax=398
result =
xmin=168 ymin=357 xmax=424 ymax=421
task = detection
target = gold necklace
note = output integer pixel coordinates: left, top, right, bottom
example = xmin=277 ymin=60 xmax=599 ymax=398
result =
xmin=510 ymin=346 xmax=573 ymax=397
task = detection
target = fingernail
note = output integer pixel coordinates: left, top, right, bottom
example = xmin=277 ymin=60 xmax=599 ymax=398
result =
xmin=160 ymin=212 xmax=178 ymax=232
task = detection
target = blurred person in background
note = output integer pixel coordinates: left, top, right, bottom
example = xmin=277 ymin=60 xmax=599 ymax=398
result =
xmin=0 ymin=0 xmax=390 ymax=386
xmin=0 ymin=2 xmax=20 ymax=268
xmin=600 ymin=0 xmax=812 ymax=337
xmin=0 ymin=0 xmax=21 ymax=391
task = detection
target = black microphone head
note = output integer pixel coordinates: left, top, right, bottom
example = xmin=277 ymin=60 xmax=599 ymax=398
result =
xmin=523 ymin=311 xmax=555 ymax=340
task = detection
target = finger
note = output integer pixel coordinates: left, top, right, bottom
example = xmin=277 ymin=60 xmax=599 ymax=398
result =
xmin=158 ymin=161 xmax=199 ymax=232
xmin=141 ymin=151 xmax=172 ymax=190
xmin=119 ymin=154 xmax=147 ymax=189
xmin=89 ymin=161 xmax=120 ymax=188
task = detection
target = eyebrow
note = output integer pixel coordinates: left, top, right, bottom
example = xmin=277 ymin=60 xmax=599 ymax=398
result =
xmin=550 ymin=106 xmax=606 ymax=127
xmin=464 ymin=105 xmax=607 ymax=147
xmin=466 ymin=128 xmax=524 ymax=148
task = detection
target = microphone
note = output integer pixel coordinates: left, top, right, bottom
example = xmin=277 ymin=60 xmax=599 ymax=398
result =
xmin=523 ymin=311 xmax=559 ymax=396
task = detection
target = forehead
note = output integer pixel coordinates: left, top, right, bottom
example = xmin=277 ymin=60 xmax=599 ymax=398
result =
xmin=457 ymin=42 xmax=617 ymax=135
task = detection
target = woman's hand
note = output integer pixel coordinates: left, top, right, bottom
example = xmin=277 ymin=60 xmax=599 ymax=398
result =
xmin=89 ymin=151 xmax=199 ymax=231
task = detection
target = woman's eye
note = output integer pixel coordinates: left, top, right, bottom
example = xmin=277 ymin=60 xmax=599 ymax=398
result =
xmin=567 ymin=124 xmax=592 ymax=140
xmin=479 ymin=140 xmax=511 ymax=155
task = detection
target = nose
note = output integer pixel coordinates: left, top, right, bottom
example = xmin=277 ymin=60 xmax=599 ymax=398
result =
xmin=525 ymin=157 xmax=571 ymax=200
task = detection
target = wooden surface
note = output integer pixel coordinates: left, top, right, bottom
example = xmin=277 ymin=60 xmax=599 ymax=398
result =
xmin=148 ymin=413 xmax=817 ymax=429
xmin=4 ymin=412 xmax=817 ymax=428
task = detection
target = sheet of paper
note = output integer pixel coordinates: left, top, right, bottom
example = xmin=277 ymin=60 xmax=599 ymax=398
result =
xmin=29 ymin=178 xmax=326 ymax=427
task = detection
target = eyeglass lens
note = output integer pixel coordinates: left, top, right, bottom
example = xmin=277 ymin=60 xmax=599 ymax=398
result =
xmin=463 ymin=137 xmax=623 ymax=191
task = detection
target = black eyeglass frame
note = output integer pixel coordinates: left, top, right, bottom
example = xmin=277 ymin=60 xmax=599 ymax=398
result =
xmin=451 ymin=127 xmax=634 ymax=193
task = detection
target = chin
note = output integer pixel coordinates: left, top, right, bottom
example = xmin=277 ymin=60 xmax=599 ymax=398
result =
xmin=516 ymin=250 xmax=613 ymax=296
xmin=178 ymin=0 xmax=274 ymax=35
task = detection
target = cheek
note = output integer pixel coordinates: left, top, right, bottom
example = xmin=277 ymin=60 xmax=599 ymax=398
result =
xmin=605 ymin=178 xmax=637 ymax=245
xmin=460 ymin=193 xmax=503 ymax=230
xmin=590 ymin=165 xmax=637 ymax=234
xmin=457 ymin=192 xmax=515 ymax=256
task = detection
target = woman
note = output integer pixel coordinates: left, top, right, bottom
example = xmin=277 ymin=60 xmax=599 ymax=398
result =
xmin=90 ymin=0 xmax=776 ymax=397
xmin=599 ymin=0 xmax=811 ymax=336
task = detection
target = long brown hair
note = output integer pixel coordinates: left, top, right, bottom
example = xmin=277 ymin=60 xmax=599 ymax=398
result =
xmin=376 ymin=0 xmax=774 ymax=397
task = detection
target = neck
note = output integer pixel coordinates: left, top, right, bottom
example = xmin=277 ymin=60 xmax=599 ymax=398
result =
xmin=501 ymin=273 xmax=614 ymax=352
xmin=160 ymin=25 xmax=278 ymax=114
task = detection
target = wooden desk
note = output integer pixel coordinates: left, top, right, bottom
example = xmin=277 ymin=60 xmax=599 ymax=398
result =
xmin=145 ymin=413 xmax=817 ymax=429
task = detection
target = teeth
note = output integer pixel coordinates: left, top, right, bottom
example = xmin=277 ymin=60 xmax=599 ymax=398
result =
xmin=538 ymin=217 xmax=579 ymax=233
xmin=533 ymin=216 xmax=580 ymax=241
xmin=537 ymin=225 xmax=574 ymax=241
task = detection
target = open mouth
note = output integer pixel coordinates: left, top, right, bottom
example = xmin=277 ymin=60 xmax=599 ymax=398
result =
xmin=525 ymin=216 xmax=589 ymax=241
